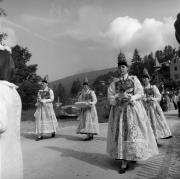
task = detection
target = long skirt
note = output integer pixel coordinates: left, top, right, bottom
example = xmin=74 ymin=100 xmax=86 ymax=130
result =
xmin=34 ymin=103 xmax=58 ymax=134
xmin=107 ymin=101 xmax=158 ymax=161
xmin=144 ymin=101 xmax=171 ymax=139
xmin=76 ymin=105 xmax=99 ymax=135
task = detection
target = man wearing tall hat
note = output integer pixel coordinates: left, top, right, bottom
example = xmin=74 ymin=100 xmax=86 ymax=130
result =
xmin=142 ymin=68 xmax=172 ymax=141
xmin=34 ymin=75 xmax=58 ymax=141
xmin=107 ymin=57 xmax=158 ymax=174
xmin=76 ymin=77 xmax=100 ymax=140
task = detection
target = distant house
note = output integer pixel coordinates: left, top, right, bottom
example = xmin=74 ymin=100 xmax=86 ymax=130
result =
xmin=170 ymin=56 xmax=180 ymax=81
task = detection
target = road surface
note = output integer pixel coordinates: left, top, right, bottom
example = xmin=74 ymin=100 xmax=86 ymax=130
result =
xmin=21 ymin=110 xmax=180 ymax=179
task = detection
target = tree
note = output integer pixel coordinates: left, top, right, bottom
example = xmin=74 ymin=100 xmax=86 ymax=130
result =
xmin=117 ymin=51 xmax=126 ymax=64
xmin=129 ymin=49 xmax=144 ymax=79
xmin=131 ymin=48 xmax=142 ymax=63
xmin=92 ymin=71 xmax=119 ymax=97
xmin=11 ymin=45 xmax=41 ymax=109
xmin=163 ymin=45 xmax=176 ymax=63
xmin=71 ymin=79 xmax=82 ymax=97
xmin=0 ymin=0 xmax=7 ymax=17
xmin=54 ymin=83 xmax=66 ymax=102
xmin=143 ymin=52 xmax=155 ymax=76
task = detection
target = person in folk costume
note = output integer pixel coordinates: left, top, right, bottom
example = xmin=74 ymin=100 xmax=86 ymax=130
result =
xmin=107 ymin=58 xmax=158 ymax=174
xmin=177 ymin=89 xmax=180 ymax=117
xmin=0 ymin=42 xmax=23 ymax=178
xmin=142 ymin=68 xmax=172 ymax=141
xmin=171 ymin=91 xmax=178 ymax=110
xmin=76 ymin=77 xmax=100 ymax=140
xmin=160 ymin=91 xmax=170 ymax=112
xmin=34 ymin=75 xmax=58 ymax=141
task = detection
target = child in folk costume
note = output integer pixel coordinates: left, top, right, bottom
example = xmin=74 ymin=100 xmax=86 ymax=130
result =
xmin=107 ymin=59 xmax=158 ymax=174
xmin=34 ymin=76 xmax=58 ymax=141
xmin=142 ymin=68 xmax=172 ymax=140
xmin=0 ymin=45 xmax=23 ymax=179
xmin=76 ymin=77 xmax=99 ymax=140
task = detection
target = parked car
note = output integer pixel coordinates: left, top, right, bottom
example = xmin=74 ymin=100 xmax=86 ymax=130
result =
xmin=55 ymin=105 xmax=81 ymax=119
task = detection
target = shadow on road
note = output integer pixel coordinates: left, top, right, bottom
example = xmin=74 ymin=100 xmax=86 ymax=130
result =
xmin=45 ymin=146 xmax=139 ymax=171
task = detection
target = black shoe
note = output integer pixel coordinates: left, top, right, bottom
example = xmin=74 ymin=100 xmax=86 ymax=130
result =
xmin=51 ymin=132 xmax=55 ymax=138
xmin=161 ymin=135 xmax=173 ymax=139
xmin=36 ymin=136 xmax=43 ymax=141
xmin=84 ymin=137 xmax=91 ymax=141
xmin=89 ymin=136 xmax=94 ymax=140
xmin=118 ymin=168 xmax=126 ymax=174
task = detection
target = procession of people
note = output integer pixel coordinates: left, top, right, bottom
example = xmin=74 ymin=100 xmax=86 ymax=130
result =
xmin=0 ymin=37 xmax=179 ymax=179
xmin=30 ymin=56 xmax=177 ymax=174
xmin=0 ymin=6 xmax=180 ymax=179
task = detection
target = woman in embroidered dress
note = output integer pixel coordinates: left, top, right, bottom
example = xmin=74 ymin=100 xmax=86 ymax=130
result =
xmin=107 ymin=58 xmax=158 ymax=174
xmin=142 ymin=68 xmax=172 ymax=140
xmin=76 ymin=77 xmax=99 ymax=140
xmin=0 ymin=43 xmax=23 ymax=179
xmin=34 ymin=76 xmax=58 ymax=141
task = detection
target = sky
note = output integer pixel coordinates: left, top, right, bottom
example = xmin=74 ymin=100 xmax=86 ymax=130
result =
xmin=0 ymin=0 xmax=180 ymax=81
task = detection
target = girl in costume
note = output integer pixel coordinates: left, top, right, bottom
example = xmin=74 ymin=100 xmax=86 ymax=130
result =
xmin=142 ymin=68 xmax=172 ymax=140
xmin=76 ymin=77 xmax=99 ymax=140
xmin=107 ymin=59 xmax=158 ymax=174
xmin=34 ymin=76 xmax=58 ymax=140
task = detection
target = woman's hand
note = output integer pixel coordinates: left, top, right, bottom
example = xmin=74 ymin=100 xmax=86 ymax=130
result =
xmin=147 ymin=97 xmax=155 ymax=101
xmin=40 ymin=99 xmax=46 ymax=104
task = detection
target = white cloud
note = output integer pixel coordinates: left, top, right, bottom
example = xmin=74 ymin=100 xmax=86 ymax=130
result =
xmin=104 ymin=16 xmax=178 ymax=56
xmin=53 ymin=5 xmax=178 ymax=58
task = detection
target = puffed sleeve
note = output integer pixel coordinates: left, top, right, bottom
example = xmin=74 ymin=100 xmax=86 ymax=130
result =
xmin=131 ymin=76 xmax=144 ymax=101
xmin=45 ymin=89 xmax=54 ymax=103
xmin=89 ymin=91 xmax=97 ymax=105
xmin=152 ymin=85 xmax=161 ymax=102
xmin=108 ymin=82 xmax=116 ymax=105
xmin=0 ymin=100 xmax=8 ymax=134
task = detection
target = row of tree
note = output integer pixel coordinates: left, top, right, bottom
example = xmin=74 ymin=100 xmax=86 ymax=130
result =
xmin=9 ymin=43 xmax=180 ymax=109
xmin=11 ymin=45 xmax=41 ymax=109
xmin=52 ymin=44 xmax=180 ymax=102
xmin=92 ymin=45 xmax=180 ymax=97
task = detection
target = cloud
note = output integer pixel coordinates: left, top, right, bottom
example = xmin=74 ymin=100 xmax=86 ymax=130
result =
xmin=104 ymin=16 xmax=178 ymax=55
xmin=55 ymin=5 xmax=112 ymax=43
xmin=21 ymin=14 xmax=62 ymax=25
xmin=53 ymin=4 xmax=178 ymax=57
xmin=3 ymin=18 xmax=56 ymax=45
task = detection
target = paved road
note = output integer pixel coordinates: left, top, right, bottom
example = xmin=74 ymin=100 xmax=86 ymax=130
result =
xmin=21 ymin=110 xmax=180 ymax=179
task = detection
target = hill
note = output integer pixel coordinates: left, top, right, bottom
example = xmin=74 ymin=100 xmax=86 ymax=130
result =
xmin=49 ymin=67 xmax=116 ymax=96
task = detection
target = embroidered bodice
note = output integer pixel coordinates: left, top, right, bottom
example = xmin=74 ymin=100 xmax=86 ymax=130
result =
xmin=81 ymin=90 xmax=93 ymax=102
xmin=39 ymin=89 xmax=50 ymax=99
xmin=144 ymin=86 xmax=154 ymax=97
xmin=115 ymin=77 xmax=134 ymax=95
